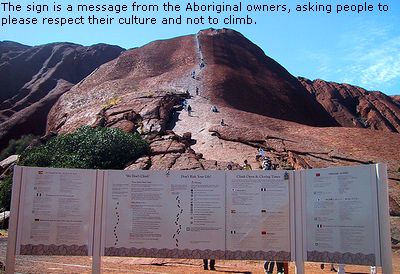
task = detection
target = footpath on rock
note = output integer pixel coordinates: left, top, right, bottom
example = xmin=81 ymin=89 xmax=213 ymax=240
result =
xmin=172 ymin=31 xmax=258 ymax=168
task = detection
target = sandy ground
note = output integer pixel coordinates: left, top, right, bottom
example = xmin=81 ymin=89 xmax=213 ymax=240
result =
xmin=0 ymin=238 xmax=399 ymax=274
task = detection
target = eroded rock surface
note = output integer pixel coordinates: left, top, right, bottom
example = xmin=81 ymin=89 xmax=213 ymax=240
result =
xmin=44 ymin=29 xmax=400 ymax=218
xmin=299 ymin=77 xmax=400 ymax=133
xmin=2 ymin=30 xmax=400 ymax=242
xmin=0 ymin=41 xmax=124 ymax=149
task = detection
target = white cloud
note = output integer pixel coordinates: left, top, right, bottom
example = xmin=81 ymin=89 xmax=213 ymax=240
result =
xmin=357 ymin=37 xmax=400 ymax=89
xmin=294 ymin=20 xmax=400 ymax=94
xmin=338 ymin=23 xmax=400 ymax=92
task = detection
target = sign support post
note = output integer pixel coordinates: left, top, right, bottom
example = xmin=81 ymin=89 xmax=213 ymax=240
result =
xmin=294 ymin=170 xmax=304 ymax=274
xmin=5 ymin=166 xmax=23 ymax=274
xmin=92 ymin=170 xmax=105 ymax=274
xmin=376 ymin=164 xmax=393 ymax=274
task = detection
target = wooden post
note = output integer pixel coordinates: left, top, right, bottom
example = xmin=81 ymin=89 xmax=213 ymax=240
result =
xmin=376 ymin=164 xmax=393 ymax=274
xmin=5 ymin=166 xmax=23 ymax=274
xmin=92 ymin=170 xmax=105 ymax=274
xmin=294 ymin=170 xmax=304 ymax=274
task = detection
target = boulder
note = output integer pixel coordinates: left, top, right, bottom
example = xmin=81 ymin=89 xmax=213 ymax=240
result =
xmin=125 ymin=156 xmax=151 ymax=170
xmin=110 ymin=120 xmax=135 ymax=133
xmin=150 ymin=139 xmax=186 ymax=155
xmin=171 ymin=152 xmax=203 ymax=170
xmin=0 ymin=155 xmax=18 ymax=175
xmin=150 ymin=153 xmax=181 ymax=170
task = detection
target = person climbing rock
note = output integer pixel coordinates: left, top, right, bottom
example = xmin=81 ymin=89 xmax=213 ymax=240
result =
xmin=242 ymin=160 xmax=252 ymax=170
xmin=211 ymin=105 xmax=218 ymax=113
xmin=187 ymin=105 xmax=192 ymax=116
xmin=256 ymin=147 xmax=265 ymax=160
xmin=258 ymin=148 xmax=265 ymax=158
xmin=220 ymin=119 xmax=225 ymax=126
xmin=196 ymin=87 xmax=199 ymax=95
xmin=262 ymin=157 xmax=273 ymax=170
xmin=182 ymin=99 xmax=187 ymax=110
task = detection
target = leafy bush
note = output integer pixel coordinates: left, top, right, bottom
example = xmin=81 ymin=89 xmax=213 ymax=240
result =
xmin=0 ymin=134 xmax=37 ymax=161
xmin=18 ymin=126 xmax=149 ymax=169
xmin=0 ymin=175 xmax=12 ymax=210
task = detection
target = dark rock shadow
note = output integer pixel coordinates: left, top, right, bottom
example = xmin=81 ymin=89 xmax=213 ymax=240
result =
xmin=166 ymin=111 xmax=181 ymax=130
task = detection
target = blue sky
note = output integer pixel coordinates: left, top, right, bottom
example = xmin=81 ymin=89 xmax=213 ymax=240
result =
xmin=1 ymin=0 xmax=399 ymax=95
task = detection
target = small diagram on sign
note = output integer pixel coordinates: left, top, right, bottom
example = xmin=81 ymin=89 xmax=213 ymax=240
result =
xmin=113 ymin=201 xmax=120 ymax=246
xmin=173 ymin=195 xmax=183 ymax=247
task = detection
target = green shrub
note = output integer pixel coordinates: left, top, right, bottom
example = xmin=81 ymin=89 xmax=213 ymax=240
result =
xmin=18 ymin=126 xmax=149 ymax=169
xmin=0 ymin=134 xmax=37 ymax=161
xmin=0 ymin=175 xmax=12 ymax=210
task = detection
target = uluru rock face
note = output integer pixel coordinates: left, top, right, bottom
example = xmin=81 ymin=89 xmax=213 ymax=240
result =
xmin=46 ymin=34 xmax=197 ymax=135
xmin=46 ymin=29 xmax=400 ymax=245
xmin=3 ymin=29 xmax=400 ymax=245
xmin=0 ymin=41 xmax=124 ymax=150
xmin=44 ymin=29 xmax=400 ymax=176
xmin=299 ymin=77 xmax=400 ymax=133
xmin=197 ymin=29 xmax=339 ymax=127
xmin=392 ymin=95 xmax=400 ymax=106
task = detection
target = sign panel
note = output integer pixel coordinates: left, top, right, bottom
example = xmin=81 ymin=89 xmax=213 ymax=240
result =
xmin=9 ymin=164 xmax=390 ymax=270
xmin=164 ymin=171 xmax=225 ymax=258
xmin=16 ymin=167 xmax=97 ymax=255
xmin=102 ymin=170 xmax=170 ymax=256
xmin=102 ymin=170 xmax=225 ymax=258
xmin=304 ymin=165 xmax=379 ymax=265
xmin=226 ymin=170 xmax=292 ymax=260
